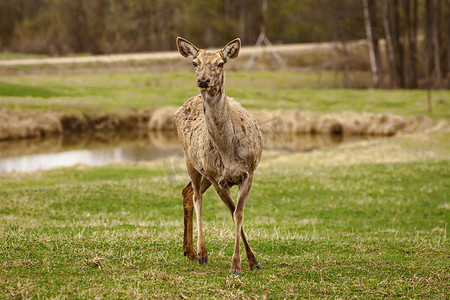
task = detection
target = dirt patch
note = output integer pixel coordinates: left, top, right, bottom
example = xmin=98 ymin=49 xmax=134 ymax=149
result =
xmin=0 ymin=107 xmax=436 ymax=141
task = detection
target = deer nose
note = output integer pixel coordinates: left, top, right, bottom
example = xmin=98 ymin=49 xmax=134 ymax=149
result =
xmin=197 ymin=78 xmax=210 ymax=88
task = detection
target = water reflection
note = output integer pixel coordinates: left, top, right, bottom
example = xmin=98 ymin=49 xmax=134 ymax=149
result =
xmin=0 ymin=130 xmax=376 ymax=173
xmin=0 ymin=131 xmax=182 ymax=173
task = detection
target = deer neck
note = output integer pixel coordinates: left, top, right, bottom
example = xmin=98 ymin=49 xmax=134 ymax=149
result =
xmin=201 ymin=80 xmax=235 ymax=159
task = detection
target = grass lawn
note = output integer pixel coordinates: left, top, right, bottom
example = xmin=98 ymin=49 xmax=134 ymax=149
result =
xmin=1 ymin=70 xmax=449 ymax=118
xmin=1 ymin=128 xmax=448 ymax=298
xmin=0 ymin=53 xmax=49 ymax=60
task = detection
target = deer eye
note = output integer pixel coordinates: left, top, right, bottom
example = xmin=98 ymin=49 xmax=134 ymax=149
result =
xmin=218 ymin=62 xmax=224 ymax=68
xmin=192 ymin=62 xmax=198 ymax=67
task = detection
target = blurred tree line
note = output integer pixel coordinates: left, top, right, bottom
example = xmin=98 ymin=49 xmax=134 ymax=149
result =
xmin=364 ymin=0 xmax=449 ymax=89
xmin=0 ymin=0 xmax=364 ymax=55
xmin=0 ymin=0 xmax=448 ymax=89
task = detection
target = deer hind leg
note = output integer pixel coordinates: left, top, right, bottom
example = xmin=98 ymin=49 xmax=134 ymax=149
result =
xmin=214 ymin=175 xmax=261 ymax=274
xmin=240 ymin=226 xmax=262 ymax=271
xmin=237 ymin=173 xmax=262 ymax=271
xmin=182 ymin=161 xmax=212 ymax=263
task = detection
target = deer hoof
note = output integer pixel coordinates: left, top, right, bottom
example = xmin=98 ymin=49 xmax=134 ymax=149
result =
xmin=229 ymin=269 xmax=241 ymax=275
xmin=251 ymin=264 xmax=263 ymax=271
xmin=183 ymin=249 xmax=197 ymax=261
xmin=197 ymin=256 xmax=208 ymax=265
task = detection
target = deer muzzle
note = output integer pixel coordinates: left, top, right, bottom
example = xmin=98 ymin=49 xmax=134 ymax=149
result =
xmin=197 ymin=78 xmax=210 ymax=89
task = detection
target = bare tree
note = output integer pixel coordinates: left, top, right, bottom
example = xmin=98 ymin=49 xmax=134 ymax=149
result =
xmin=369 ymin=0 xmax=383 ymax=87
xmin=402 ymin=0 xmax=411 ymax=88
xmin=380 ymin=0 xmax=397 ymax=88
xmin=446 ymin=0 xmax=450 ymax=88
xmin=410 ymin=0 xmax=419 ymax=88
xmin=391 ymin=0 xmax=404 ymax=87
xmin=363 ymin=0 xmax=379 ymax=87
xmin=425 ymin=0 xmax=434 ymax=111
xmin=432 ymin=0 xmax=443 ymax=88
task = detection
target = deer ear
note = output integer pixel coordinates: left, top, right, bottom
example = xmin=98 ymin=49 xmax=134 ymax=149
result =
xmin=221 ymin=38 xmax=240 ymax=61
xmin=177 ymin=37 xmax=199 ymax=58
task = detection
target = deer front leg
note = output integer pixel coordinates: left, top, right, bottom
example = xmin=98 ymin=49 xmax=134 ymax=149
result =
xmin=193 ymin=187 xmax=208 ymax=264
xmin=230 ymin=208 xmax=243 ymax=275
xmin=182 ymin=182 xmax=196 ymax=261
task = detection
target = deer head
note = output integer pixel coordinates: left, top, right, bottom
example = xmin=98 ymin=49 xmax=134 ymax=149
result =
xmin=177 ymin=37 xmax=241 ymax=93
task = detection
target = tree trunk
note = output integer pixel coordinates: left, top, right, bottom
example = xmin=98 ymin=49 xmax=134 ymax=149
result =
xmin=342 ymin=42 xmax=351 ymax=88
xmin=390 ymin=0 xmax=404 ymax=88
xmin=363 ymin=0 xmax=379 ymax=87
xmin=410 ymin=0 xmax=418 ymax=88
xmin=446 ymin=0 xmax=450 ymax=88
xmin=425 ymin=0 xmax=433 ymax=111
xmin=369 ymin=0 xmax=383 ymax=87
xmin=432 ymin=0 xmax=443 ymax=88
xmin=402 ymin=0 xmax=412 ymax=88
xmin=380 ymin=0 xmax=397 ymax=88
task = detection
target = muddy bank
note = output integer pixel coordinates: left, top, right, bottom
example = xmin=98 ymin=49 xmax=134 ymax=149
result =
xmin=251 ymin=110 xmax=435 ymax=136
xmin=0 ymin=107 xmax=435 ymax=141
xmin=0 ymin=109 xmax=152 ymax=140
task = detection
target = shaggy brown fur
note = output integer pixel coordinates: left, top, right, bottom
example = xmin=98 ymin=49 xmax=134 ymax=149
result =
xmin=175 ymin=37 xmax=263 ymax=274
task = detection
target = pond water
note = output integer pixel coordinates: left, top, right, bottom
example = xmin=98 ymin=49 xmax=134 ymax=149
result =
xmin=0 ymin=130 xmax=374 ymax=173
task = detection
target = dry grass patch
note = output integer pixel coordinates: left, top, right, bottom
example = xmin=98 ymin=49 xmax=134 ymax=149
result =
xmin=0 ymin=107 xmax=439 ymax=140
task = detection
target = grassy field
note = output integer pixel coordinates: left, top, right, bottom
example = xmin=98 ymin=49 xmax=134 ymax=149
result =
xmin=1 ymin=70 xmax=449 ymax=119
xmin=1 ymin=65 xmax=449 ymax=297
xmin=1 ymin=127 xmax=449 ymax=298
xmin=0 ymin=53 xmax=50 ymax=60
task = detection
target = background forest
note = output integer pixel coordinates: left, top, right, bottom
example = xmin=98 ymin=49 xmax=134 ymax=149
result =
xmin=0 ymin=0 xmax=449 ymax=88
xmin=0 ymin=0 xmax=365 ymax=54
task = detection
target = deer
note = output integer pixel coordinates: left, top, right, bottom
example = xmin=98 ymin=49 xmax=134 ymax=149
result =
xmin=175 ymin=37 xmax=263 ymax=275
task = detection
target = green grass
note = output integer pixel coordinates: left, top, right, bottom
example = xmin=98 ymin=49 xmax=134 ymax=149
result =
xmin=0 ymin=53 xmax=49 ymax=60
xmin=0 ymin=52 xmax=95 ymax=60
xmin=1 ymin=131 xmax=448 ymax=298
xmin=1 ymin=71 xmax=449 ymax=118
